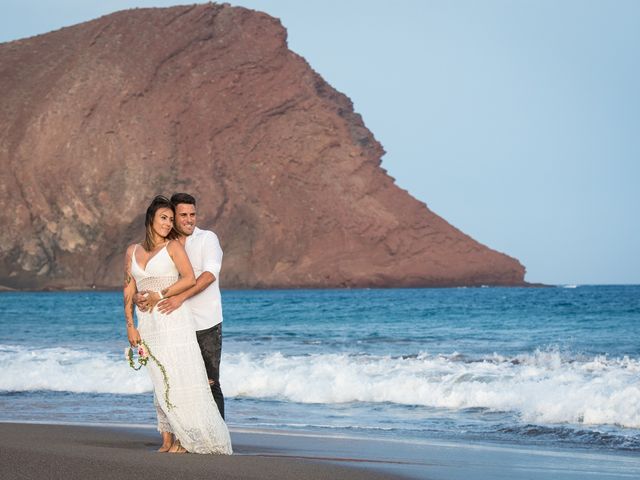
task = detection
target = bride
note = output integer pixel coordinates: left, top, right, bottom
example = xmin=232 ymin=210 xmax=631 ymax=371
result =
xmin=123 ymin=195 xmax=232 ymax=454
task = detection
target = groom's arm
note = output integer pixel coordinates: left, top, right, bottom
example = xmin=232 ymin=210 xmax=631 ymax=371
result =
xmin=155 ymin=271 xmax=215 ymax=314
xmin=156 ymin=232 xmax=222 ymax=315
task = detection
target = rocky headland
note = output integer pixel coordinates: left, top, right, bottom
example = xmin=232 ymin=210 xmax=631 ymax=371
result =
xmin=0 ymin=4 xmax=526 ymax=289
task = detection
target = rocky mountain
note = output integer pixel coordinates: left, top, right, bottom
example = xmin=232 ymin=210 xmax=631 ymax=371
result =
xmin=0 ymin=4 xmax=526 ymax=289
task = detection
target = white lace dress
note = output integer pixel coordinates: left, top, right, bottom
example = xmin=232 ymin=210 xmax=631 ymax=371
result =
xmin=131 ymin=245 xmax=232 ymax=454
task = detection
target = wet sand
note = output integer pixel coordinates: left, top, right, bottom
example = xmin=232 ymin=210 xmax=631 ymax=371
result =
xmin=0 ymin=422 xmax=408 ymax=480
xmin=2 ymin=422 xmax=639 ymax=480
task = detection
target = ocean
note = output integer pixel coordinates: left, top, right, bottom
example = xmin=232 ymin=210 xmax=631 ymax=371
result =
xmin=1 ymin=285 xmax=639 ymax=453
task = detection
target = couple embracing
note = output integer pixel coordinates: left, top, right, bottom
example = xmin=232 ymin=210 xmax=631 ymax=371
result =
xmin=123 ymin=193 xmax=232 ymax=454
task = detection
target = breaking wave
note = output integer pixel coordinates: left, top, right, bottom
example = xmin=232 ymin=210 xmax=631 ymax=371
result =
xmin=2 ymin=344 xmax=639 ymax=429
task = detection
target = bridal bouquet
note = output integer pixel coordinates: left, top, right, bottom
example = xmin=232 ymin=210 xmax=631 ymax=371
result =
xmin=126 ymin=343 xmax=149 ymax=370
xmin=125 ymin=341 xmax=176 ymax=410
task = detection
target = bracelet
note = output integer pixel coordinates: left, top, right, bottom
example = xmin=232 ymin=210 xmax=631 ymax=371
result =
xmin=157 ymin=291 xmax=164 ymax=299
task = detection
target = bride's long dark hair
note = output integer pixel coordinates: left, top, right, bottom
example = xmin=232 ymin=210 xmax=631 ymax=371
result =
xmin=142 ymin=195 xmax=176 ymax=251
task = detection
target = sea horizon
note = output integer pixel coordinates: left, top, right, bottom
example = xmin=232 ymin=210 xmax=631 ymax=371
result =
xmin=2 ymin=282 xmax=639 ymax=293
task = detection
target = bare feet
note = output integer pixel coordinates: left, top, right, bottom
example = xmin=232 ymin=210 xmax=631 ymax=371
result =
xmin=168 ymin=438 xmax=187 ymax=454
xmin=158 ymin=432 xmax=173 ymax=453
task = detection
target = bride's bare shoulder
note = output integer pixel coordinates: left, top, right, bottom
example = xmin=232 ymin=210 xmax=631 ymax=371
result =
xmin=125 ymin=243 xmax=139 ymax=257
xmin=165 ymin=239 xmax=185 ymax=255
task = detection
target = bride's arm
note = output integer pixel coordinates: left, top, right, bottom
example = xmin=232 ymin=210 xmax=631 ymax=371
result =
xmin=161 ymin=240 xmax=196 ymax=299
xmin=124 ymin=244 xmax=141 ymax=346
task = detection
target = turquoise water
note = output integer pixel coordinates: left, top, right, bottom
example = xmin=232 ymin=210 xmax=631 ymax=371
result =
xmin=1 ymin=286 xmax=639 ymax=452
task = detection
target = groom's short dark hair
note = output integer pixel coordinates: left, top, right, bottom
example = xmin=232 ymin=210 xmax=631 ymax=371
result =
xmin=171 ymin=192 xmax=196 ymax=206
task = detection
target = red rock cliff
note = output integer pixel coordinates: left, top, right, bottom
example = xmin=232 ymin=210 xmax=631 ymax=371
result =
xmin=0 ymin=4 xmax=526 ymax=289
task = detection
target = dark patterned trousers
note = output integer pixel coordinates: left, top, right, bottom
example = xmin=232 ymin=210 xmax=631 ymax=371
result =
xmin=195 ymin=323 xmax=225 ymax=419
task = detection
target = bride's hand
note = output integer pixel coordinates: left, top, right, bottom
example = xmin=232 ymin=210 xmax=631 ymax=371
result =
xmin=127 ymin=326 xmax=141 ymax=347
xmin=145 ymin=291 xmax=162 ymax=310
xmin=133 ymin=291 xmax=150 ymax=312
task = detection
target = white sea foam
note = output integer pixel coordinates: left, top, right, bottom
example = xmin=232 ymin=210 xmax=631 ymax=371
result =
xmin=1 ymin=344 xmax=639 ymax=428
xmin=223 ymin=349 xmax=640 ymax=428
xmin=0 ymin=345 xmax=151 ymax=394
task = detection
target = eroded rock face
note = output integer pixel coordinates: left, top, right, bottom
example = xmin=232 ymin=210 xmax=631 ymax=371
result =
xmin=0 ymin=4 xmax=526 ymax=289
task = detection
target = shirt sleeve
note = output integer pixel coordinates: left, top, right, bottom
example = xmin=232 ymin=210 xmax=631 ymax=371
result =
xmin=201 ymin=231 xmax=223 ymax=278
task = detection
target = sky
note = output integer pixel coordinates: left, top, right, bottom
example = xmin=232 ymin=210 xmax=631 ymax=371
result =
xmin=2 ymin=1 xmax=639 ymax=285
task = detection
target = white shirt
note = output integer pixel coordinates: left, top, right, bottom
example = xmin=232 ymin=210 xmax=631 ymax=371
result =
xmin=184 ymin=227 xmax=223 ymax=331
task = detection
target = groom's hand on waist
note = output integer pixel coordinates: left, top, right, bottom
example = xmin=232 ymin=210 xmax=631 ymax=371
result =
xmin=157 ymin=295 xmax=184 ymax=315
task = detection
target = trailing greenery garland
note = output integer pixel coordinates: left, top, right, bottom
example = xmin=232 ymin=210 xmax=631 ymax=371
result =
xmin=125 ymin=341 xmax=176 ymax=410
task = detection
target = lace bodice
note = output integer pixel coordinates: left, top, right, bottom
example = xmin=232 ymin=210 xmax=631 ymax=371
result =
xmin=131 ymin=245 xmax=178 ymax=292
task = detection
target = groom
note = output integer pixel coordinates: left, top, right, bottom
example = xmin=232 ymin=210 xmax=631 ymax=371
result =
xmin=135 ymin=192 xmax=225 ymax=419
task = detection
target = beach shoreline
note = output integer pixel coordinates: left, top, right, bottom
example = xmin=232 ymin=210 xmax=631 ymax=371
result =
xmin=2 ymin=421 xmax=639 ymax=480
xmin=0 ymin=422 xmax=410 ymax=480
